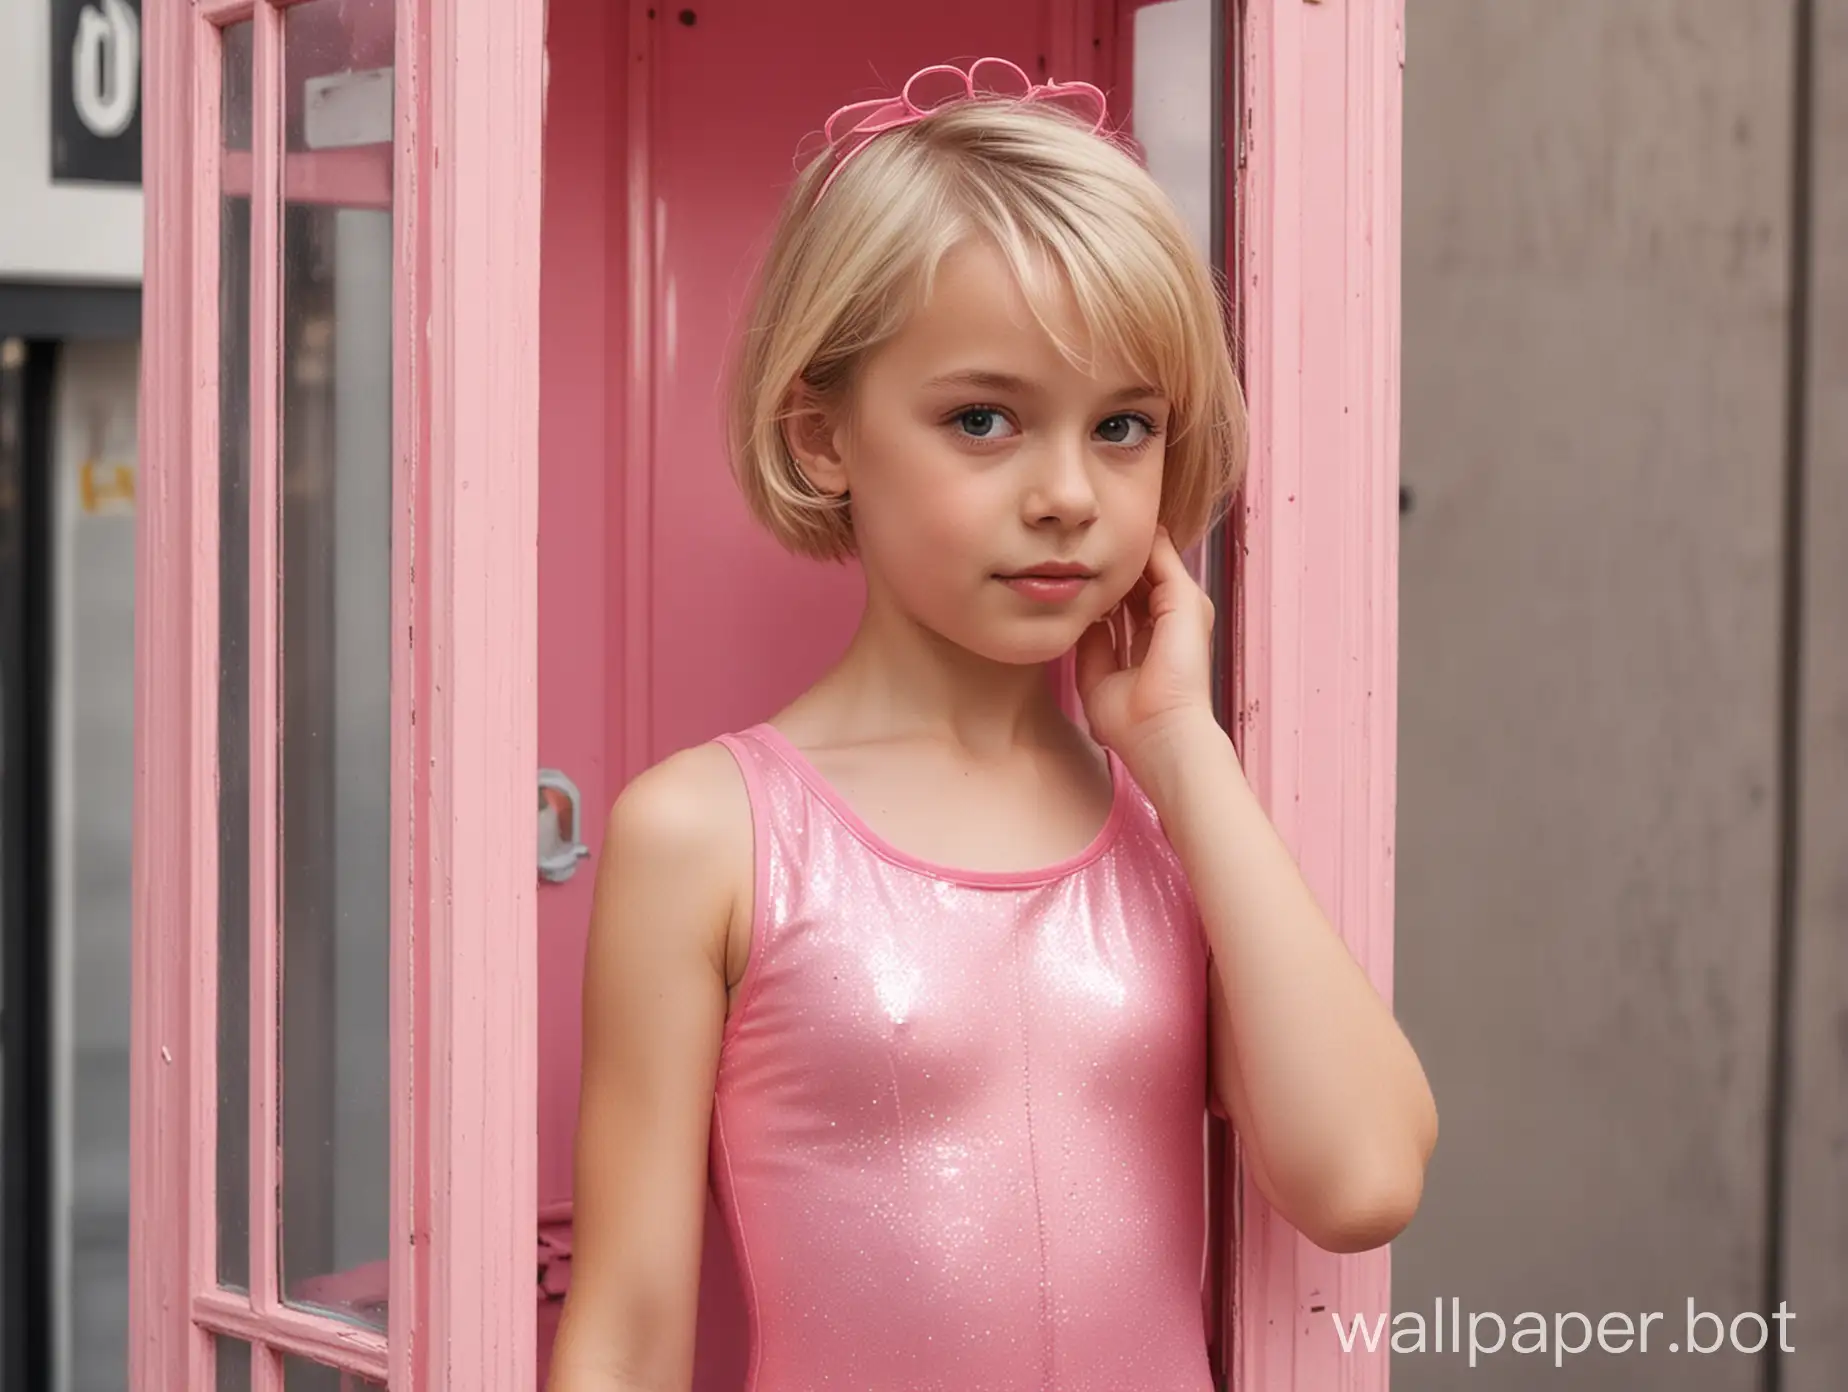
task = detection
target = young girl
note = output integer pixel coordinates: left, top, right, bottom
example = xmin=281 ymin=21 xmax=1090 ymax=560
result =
xmin=548 ymin=58 xmax=1437 ymax=1392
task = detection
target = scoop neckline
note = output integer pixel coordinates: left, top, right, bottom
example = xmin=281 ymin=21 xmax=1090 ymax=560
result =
xmin=747 ymin=721 xmax=1130 ymax=889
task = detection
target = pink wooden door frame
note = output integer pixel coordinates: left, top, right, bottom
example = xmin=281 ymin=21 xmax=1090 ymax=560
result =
xmin=129 ymin=0 xmax=541 ymax=1388
xmin=133 ymin=0 xmax=1397 ymax=1387
xmin=412 ymin=0 xmax=544 ymax=1382
xmin=1225 ymin=1 xmax=1403 ymax=1385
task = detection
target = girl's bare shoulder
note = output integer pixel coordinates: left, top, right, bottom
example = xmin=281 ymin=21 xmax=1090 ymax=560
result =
xmin=610 ymin=739 xmax=750 ymax=842
xmin=598 ymin=740 xmax=753 ymax=964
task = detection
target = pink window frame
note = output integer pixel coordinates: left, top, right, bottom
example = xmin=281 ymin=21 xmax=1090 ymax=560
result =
xmin=130 ymin=0 xmax=542 ymax=1388
xmin=133 ymin=0 xmax=1397 ymax=1387
xmin=1222 ymin=1 xmax=1403 ymax=1386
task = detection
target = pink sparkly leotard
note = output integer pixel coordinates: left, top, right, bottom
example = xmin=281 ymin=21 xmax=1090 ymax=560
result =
xmin=710 ymin=723 xmax=1215 ymax=1392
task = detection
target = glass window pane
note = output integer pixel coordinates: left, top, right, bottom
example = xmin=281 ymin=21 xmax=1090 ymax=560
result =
xmin=277 ymin=0 xmax=394 ymax=1332
xmin=216 ymin=1336 xmax=254 ymax=1392
xmin=222 ymin=21 xmax=254 ymax=152
xmin=1132 ymin=0 xmax=1217 ymax=258
xmin=1129 ymin=0 xmax=1231 ymax=666
xmin=284 ymin=1354 xmax=384 ymax=1391
xmin=216 ymin=15 xmax=255 ymax=1294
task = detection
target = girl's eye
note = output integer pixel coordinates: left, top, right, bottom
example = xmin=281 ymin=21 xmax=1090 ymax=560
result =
xmin=1097 ymin=414 xmax=1158 ymax=447
xmin=953 ymin=407 xmax=1016 ymax=441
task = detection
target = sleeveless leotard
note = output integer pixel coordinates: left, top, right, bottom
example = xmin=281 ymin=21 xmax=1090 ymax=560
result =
xmin=709 ymin=723 xmax=1215 ymax=1391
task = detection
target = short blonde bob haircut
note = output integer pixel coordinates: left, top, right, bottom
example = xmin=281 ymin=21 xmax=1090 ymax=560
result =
xmin=725 ymin=90 xmax=1248 ymax=563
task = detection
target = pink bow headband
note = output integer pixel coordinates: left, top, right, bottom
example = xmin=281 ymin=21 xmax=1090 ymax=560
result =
xmin=812 ymin=56 xmax=1111 ymax=201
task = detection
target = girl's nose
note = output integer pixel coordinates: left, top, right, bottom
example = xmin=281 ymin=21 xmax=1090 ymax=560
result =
xmin=1023 ymin=435 xmax=1100 ymax=526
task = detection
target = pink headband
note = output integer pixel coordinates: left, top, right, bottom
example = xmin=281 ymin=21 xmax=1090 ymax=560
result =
xmin=812 ymin=56 xmax=1111 ymax=202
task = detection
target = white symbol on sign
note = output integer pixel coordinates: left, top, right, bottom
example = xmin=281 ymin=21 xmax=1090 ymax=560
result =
xmin=72 ymin=0 xmax=140 ymax=139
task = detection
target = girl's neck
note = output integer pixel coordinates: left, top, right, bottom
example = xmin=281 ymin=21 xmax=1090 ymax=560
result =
xmin=785 ymin=602 xmax=1076 ymax=761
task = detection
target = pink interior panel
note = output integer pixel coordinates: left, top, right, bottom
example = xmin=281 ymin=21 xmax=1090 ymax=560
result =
xmin=535 ymin=0 xmax=616 ymax=1215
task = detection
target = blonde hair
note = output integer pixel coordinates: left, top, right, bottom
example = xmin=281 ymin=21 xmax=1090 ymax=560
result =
xmin=725 ymin=92 xmax=1248 ymax=563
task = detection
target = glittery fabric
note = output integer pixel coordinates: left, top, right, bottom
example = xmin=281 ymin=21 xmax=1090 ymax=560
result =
xmin=710 ymin=723 xmax=1214 ymax=1392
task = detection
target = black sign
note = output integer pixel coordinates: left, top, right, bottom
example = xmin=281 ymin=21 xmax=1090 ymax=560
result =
xmin=51 ymin=0 xmax=143 ymax=186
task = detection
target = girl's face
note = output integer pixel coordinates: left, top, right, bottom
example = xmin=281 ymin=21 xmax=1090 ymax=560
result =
xmin=818 ymin=238 xmax=1168 ymax=666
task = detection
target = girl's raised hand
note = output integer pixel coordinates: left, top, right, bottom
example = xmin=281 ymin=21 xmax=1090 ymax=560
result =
xmin=1074 ymin=526 xmax=1219 ymax=767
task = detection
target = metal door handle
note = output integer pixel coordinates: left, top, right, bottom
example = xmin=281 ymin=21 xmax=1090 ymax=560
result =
xmin=538 ymin=768 xmax=591 ymax=883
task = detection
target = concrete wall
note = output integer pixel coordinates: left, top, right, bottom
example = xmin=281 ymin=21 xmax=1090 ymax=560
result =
xmin=1785 ymin=3 xmax=1848 ymax=1387
xmin=1393 ymin=2 xmax=1840 ymax=1387
xmin=54 ymin=335 xmax=139 ymax=1392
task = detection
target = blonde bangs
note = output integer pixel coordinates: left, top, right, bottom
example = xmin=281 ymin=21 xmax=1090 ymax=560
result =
xmin=725 ymin=95 xmax=1248 ymax=562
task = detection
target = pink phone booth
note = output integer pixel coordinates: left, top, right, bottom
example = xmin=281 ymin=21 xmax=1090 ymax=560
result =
xmin=131 ymin=0 xmax=1400 ymax=1387
xmin=530 ymin=0 xmax=1401 ymax=1389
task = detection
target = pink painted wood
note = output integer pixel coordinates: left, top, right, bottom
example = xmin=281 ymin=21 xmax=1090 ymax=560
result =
xmin=197 ymin=0 xmax=255 ymax=23
xmin=388 ymin=0 xmax=423 ymax=1383
xmin=1225 ymin=1 xmax=1404 ymax=1387
xmin=221 ymin=147 xmax=394 ymax=209
xmin=136 ymin=0 xmax=541 ymax=1385
xmin=247 ymin=19 xmax=285 ymax=1392
xmin=415 ymin=0 xmax=544 ymax=1384
xmin=530 ymin=0 xmax=617 ymax=1368
xmin=187 ymin=13 xmax=231 ymax=1391
xmin=144 ymin=6 xmax=394 ymax=1385
xmin=129 ymin=0 xmax=197 ymax=1385
xmin=194 ymin=1290 xmax=391 ymax=1380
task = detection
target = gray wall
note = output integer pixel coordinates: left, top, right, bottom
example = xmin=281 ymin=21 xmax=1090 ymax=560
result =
xmin=56 ymin=336 xmax=138 ymax=1390
xmin=1786 ymin=1 xmax=1848 ymax=1385
xmin=1395 ymin=2 xmax=1842 ymax=1388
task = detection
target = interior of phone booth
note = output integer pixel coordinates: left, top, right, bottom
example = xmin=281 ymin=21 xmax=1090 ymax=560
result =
xmin=530 ymin=2 xmax=1223 ymax=1385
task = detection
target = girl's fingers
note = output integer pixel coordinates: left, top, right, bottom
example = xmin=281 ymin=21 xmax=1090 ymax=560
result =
xmin=1144 ymin=526 xmax=1190 ymax=586
xmin=1144 ymin=526 xmax=1211 ymax=625
xmin=1130 ymin=615 xmax=1154 ymax=667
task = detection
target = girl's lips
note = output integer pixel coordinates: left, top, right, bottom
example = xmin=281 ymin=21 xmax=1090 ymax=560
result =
xmin=999 ymin=575 xmax=1090 ymax=602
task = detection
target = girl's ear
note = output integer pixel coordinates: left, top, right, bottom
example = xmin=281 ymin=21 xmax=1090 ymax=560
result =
xmin=781 ymin=386 xmax=850 ymax=499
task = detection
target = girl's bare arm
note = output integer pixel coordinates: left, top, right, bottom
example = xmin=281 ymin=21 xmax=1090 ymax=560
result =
xmin=1079 ymin=530 xmax=1436 ymax=1256
xmin=546 ymin=745 xmax=748 ymax=1391
xmin=1143 ymin=712 xmax=1437 ymax=1254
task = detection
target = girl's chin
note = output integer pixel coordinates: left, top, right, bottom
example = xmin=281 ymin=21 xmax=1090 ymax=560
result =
xmin=958 ymin=618 xmax=1098 ymax=668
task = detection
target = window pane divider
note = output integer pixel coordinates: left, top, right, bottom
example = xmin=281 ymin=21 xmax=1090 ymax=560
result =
xmin=197 ymin=0 xmax=255 ymax=26
xmin=186 ymin=9 xmax=230 ymax=1392
xmin=246 ymin=3 xmax=285 ymax=1371
xmin=388 ymin=0 xmax=421 ymax=1384
xmin=195 ymin=1289 xmax=389 ymax=1380
xmin=220 ymin=148 xmax=393 ymax=211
